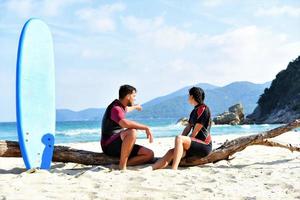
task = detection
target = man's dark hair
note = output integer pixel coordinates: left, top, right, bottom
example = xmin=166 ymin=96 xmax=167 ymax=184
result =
xmin=189 ymin=87 xmax=205 ymax=105
xmin=119 ymin=85 xmax=137 ymax=99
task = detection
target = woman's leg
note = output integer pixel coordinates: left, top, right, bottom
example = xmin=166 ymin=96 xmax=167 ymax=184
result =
xmin=172 ymin=135 xmax=191 ymax=170
xmin=152 ymin=148 xmax=175 ymax=170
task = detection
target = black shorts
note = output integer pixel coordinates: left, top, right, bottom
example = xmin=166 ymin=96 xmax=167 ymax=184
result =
xmin=101 ymin=133 xmax=142 ymax=158
xmin=186 ymin=138 xmax=212 ymax=158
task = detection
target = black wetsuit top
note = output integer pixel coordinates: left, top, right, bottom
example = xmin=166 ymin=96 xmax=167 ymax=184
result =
xmin=188 ymin=104 xmax=212 ymax=143
xmin=101 ymin=99 xmax=125 ymax=141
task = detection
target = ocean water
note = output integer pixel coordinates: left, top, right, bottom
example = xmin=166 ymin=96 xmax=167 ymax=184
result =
xmin=1 ymin=119 xmax=298 ymax=144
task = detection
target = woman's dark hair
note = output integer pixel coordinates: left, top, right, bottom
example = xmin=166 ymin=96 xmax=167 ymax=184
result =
xmin=189 ymin=87 xmax=205 ymax=105
xmin=119 ymin=85 xmax=136 ymax=99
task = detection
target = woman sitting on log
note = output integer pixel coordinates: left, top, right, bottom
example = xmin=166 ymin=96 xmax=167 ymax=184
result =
xmin=152 ymin=87 xmax=213 ymax=170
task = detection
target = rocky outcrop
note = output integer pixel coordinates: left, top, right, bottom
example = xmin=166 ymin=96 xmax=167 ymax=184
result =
xmin=229 ymin=104 xmax=244 ymax=122
xmin=213 ymin=103 xmax=245 ymax=125
xmin=213 ymin=112 xmax=240 ymax=125
xmin=247 ymin=55 xmax=300 ymax=124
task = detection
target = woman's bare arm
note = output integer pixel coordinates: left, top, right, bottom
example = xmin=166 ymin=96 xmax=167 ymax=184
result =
xmin=190 ymin=123 xmax=206 ymax=144
xmin=181 ymin=124 xmax=192 ymax=136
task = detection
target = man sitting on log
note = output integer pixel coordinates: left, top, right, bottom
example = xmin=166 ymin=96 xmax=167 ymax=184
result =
xmin=100 ymin=85 xmax=154 ymax=170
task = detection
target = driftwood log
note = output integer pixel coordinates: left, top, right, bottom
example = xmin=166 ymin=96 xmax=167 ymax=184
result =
xmin=0 ymin=141 xmax=119 ymax=165
xmin=0 ymin=120 xmax=299 ymax=167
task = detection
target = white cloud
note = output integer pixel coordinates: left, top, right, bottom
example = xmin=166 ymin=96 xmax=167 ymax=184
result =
xmin=80 ymin=48 xmax=113 ymax=60
xmin=121 ymin=56 xmax=199 ymax=101
xmin=41 ymin=0 xmax=82 ymax=17
xmin=5 ymin=0 xmax=34 ymax=18
xmin=95 ymin=17 xmax=115 ymax=32
xmin=168 ymin=59 xmax=197 ymax=72
xmin=121 ymin=16 xmax=164 ymax=33
xmin=3 ymin=0 xmax=88 ymax=18
xmin=76 ymin=2 xmax=126 ymax=32
xmin=194 ymin=26 xmax=300 ymax=83
xmin=150 ymin=26 xmax=197 ymax=51
xmin=123 ymin=24 xmax=300 ymax=91
xmin=81 ymin=49 xmax=100 ymax=59
xmin=100 ymin=3 xmax=126 ymax=15
xmin=122 ymin=16 xmax=197 ymax=51
xmin=256 ymin=5 xmax=300 ymax=17
xmin=202 ymin=0 xmax=224 ymax=7
xmin=55 ymin=67 xmax=139 ymax=110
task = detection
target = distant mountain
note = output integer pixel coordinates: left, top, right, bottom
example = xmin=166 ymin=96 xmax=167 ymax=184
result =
xmin=56 ymin=81 xmax=271 ymax=121
xmin=206 ymin=81 xmax=271 ymax=116
xmin=128 ymin=81 xmax=271 ymax=119
xmin=56 ymin=108 xmax=105 ymax=121
xmin=248 ymin=56 xmax=300 ymax=123
xmin=143 ymin=83 xmax=218 ymax=108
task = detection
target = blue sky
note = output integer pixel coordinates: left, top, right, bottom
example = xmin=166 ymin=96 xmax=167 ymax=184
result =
xmin=0 ymin=0 xmax=300 ymax=122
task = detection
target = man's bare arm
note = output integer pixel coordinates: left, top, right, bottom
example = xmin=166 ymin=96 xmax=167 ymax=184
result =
xmin=126 ymin=105 xmax=142 ymax=113
xmin=119 ymin=119 xmax=153 ymax=143
xmin=119 ymin=118 xmax=147 ymax=130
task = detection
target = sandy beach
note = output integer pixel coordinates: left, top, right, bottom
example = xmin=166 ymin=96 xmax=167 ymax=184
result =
xmin=0 ymin=131 xmax=299 ymax=200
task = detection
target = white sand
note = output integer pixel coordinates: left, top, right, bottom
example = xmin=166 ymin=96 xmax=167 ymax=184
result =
xmin=1 ymin=131 xmax=300 ymax=200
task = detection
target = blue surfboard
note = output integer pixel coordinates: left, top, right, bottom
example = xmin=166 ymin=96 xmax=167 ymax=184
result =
xmin=16 ymin=19 xmax=55 ymax=170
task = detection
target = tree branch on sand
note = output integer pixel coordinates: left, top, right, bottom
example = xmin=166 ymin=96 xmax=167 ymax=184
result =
xmin=0 ymin=120 xmax=299 ymax=167
xmin=180 ymin=119 xmax=300 ymax=166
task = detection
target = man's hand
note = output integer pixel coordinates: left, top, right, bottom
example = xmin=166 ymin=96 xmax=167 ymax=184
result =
xmin=126 ymin=104 xmax=142 ymax=112
xmin=145 ymin=127 xmax=154 ymax=143
xmin=135 ymin=104 xmax=142 ymax=111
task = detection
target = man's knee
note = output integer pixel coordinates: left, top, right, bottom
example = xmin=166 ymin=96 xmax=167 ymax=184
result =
xmin=126 ymin=129 xmax=137 ymax=139
xmin=147 ymin=149 xmax=154 ymax=160
xmin=144 ymin=149 xmax=154 ymax=161
xmin=139 ymin=147 xmax=154 ymax=160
